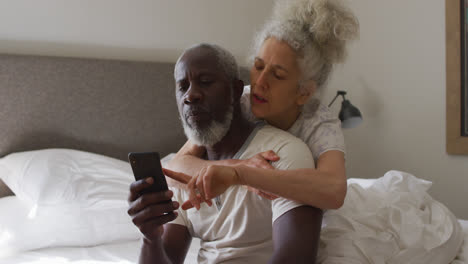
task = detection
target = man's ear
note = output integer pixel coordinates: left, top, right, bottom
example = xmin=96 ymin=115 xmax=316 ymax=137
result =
xmin=296 ymin=80 xmax=316 ymax=106
xmin=233 ymin=79 xmax=245 ymax=101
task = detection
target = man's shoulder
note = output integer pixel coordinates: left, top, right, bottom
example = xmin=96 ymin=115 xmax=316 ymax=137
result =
xmin=256 ymin=124 xmax=304 ymax=145
xmin=249 ymin=124 xmax=314 ymax=170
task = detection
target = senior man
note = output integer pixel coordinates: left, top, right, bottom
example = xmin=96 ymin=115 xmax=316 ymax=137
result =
xmin=127 ymin=44 xmax=322 ymax=264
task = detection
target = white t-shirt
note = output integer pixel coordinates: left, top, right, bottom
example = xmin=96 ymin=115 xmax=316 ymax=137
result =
xmin=169 ymin=123 xmax=315 ymax=263
xmin=240 ymin=85 xmax=346 ymax=163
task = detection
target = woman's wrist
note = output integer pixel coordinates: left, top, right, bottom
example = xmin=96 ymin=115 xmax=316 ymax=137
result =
xmin=220 ymin=159 xmax=242 ymax=166
xmin=233 ymin=165 xmax=248 ymax=186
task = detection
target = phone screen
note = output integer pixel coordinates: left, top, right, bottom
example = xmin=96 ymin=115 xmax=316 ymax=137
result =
xmin=128 ymin=152 xmax=168 ymax=194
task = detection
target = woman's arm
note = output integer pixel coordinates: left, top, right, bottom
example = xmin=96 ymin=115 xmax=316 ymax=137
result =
xmin=165 ymin=140 xmax=235 ymax=191
xmin=169 ymin=150 xmax=346 ymax=210
xmin=165 ymin=140 xmax=280 ymax=201
xmin=237 ymin=150 xmax=346 ymax=209
xmin=166 ymin=140 xmax=278 ymax=174
xmin=165 ymin=140 xmax=238 ymax=176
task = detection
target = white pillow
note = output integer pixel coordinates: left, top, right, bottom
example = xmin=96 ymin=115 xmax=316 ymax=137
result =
xmin=0 ymin=196 xmax=140 ymax=257
xmin=0 ymin=148 xmax=134 ymax=205
xmin=0 ymin=149 xmax=142 ymax=253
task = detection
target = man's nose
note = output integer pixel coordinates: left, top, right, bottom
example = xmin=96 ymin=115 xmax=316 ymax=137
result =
xmin=184 ymin=85 xmax=203 ymax=105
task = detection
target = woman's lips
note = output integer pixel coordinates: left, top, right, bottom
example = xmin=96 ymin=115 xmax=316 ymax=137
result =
xmin=252 ymin=93 xmax=267 ymax=104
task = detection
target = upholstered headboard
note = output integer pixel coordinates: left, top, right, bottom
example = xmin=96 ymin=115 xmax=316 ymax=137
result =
xmin=0 ymin=53 xmax=250 ymax=197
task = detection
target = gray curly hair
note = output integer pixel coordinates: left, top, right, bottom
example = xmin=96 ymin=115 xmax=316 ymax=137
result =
xmin=250 ymin=0 xmax=359 ymax=94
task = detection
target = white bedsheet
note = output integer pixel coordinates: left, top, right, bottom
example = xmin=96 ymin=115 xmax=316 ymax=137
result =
xmin=452 ymin=220 xmax=468 ymax=264
xmin=1 ymin=171 xmax=467 ymax=264
xmin=0 ymin=238 xmax=198 ymax=264
xmin=0 ymin=220 xmax=466 ymax=264
xmin=0 ymin=239 xmax=140 ymax=264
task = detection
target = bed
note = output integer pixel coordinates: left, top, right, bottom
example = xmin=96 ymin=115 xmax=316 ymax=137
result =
xmin=0 ymin=54 xmax=466 ymax=264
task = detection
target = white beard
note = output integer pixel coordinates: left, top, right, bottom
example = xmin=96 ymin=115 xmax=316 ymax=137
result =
xmin=181 ymin=105 xmax=233 ymax=147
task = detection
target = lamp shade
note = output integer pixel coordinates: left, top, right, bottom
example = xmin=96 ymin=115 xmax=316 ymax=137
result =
xmin=339 ymin=100 xmax=363 ymax=129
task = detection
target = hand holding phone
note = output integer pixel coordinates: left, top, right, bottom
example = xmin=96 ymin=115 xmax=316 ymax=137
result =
xmin=128 ymin=152 xmax=168 ymax=195
xmin=127 ymin=152 xmax=178 ymax=242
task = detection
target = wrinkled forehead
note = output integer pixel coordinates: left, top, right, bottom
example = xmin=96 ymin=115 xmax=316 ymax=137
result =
xmin=174 ymin=48 xmax=223 ymax=81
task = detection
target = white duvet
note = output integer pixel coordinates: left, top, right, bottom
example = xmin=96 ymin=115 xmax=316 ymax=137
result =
xmin=317 ymin=170 xmax=464 ymax=264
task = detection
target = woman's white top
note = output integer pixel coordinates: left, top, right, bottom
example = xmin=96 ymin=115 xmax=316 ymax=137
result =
xmin=240 ymin=85 xmax=346 ymax=164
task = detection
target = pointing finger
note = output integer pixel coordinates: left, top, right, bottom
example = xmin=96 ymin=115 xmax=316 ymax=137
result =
xmin=163 ymin=168 xmax=191 ymax=184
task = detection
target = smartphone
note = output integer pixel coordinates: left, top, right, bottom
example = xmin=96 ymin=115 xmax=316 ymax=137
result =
xmin=128 ymin=152 xmax=168 ymax=194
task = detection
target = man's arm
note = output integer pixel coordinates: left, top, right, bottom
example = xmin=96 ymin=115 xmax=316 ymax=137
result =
xmin=162 ymin=224 xmax=193 ymax=264
xmin=139 ymin=224 xmax=192 ymax=264
xmin=269 ymin=206 xmax=323 ymax=264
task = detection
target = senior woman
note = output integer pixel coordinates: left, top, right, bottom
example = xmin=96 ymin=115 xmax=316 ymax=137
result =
xmin=165 ymin=0 xmax=359 ymax=210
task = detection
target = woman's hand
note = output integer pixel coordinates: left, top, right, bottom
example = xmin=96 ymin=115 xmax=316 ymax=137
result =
xmin=163 ymin=150 xmax=281 ymax=210
xmin=240 ymin=150 xmax=280 ymax=169
xmin=240 ymin=150 xmax=280 ymax=200
xmin=164 ymin=166 xmax=241 ymax=210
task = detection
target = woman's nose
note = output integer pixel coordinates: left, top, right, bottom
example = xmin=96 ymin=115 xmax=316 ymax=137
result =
xmin=255 ymin=70 xmax=269 ymax=91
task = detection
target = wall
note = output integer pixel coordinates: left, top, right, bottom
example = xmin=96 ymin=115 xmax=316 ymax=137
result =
xmin=0 ymin=0 xmax=273 ymax=64
xmin=325 ymin=0 xmax=468 ymax=219
xmin=1 ymin=0 xmax=467 ymax=218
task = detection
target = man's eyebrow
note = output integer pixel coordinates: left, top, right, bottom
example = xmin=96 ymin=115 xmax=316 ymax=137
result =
xmin=255 ymin=57 xmax=289 ymax=73
xmin=175 ymin=70 xmax=216 ymax=83
xmin=175 ymin=76 xmax=186 ymax=83
xmin=198 ymin=71 xmax=215 ymax=76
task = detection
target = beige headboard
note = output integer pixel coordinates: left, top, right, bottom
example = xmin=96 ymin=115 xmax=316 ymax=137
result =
xmin=0 ymin=53 xmax=249 ymax=197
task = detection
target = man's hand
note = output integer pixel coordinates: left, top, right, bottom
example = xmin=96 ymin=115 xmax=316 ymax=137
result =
xmin=127 ymin=177 xmax=179 ymax=243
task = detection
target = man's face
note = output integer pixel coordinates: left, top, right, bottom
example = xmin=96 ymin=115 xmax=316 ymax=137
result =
xmin=174 ymin=48 xmax=234 ymax=146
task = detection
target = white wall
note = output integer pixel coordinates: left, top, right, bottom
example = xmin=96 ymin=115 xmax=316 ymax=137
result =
xmin=1 ymin=0 xmax=467 ymax=218
xmin=0 ymin=0 xmax=273 ymax=64
xmin=325 ymin=0 xmax=468 ymax=219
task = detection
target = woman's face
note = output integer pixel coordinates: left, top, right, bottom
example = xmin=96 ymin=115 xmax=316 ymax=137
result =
xmin=250 ymin=37 xmax=308 ymax=130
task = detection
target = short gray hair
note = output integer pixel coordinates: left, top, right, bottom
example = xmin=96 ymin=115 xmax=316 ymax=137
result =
xmin=250 ymin=0 xmax=359 ymax=94
xmin=175 ymin=43 xmax=240 ymax=82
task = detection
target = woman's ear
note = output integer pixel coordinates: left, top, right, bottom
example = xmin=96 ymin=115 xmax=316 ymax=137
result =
xmin=296 ymin=80 xmax=316 ymax=106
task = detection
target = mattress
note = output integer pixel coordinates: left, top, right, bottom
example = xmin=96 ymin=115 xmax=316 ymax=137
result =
xmin=0 ymin=220 xmax=466 ymax=264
